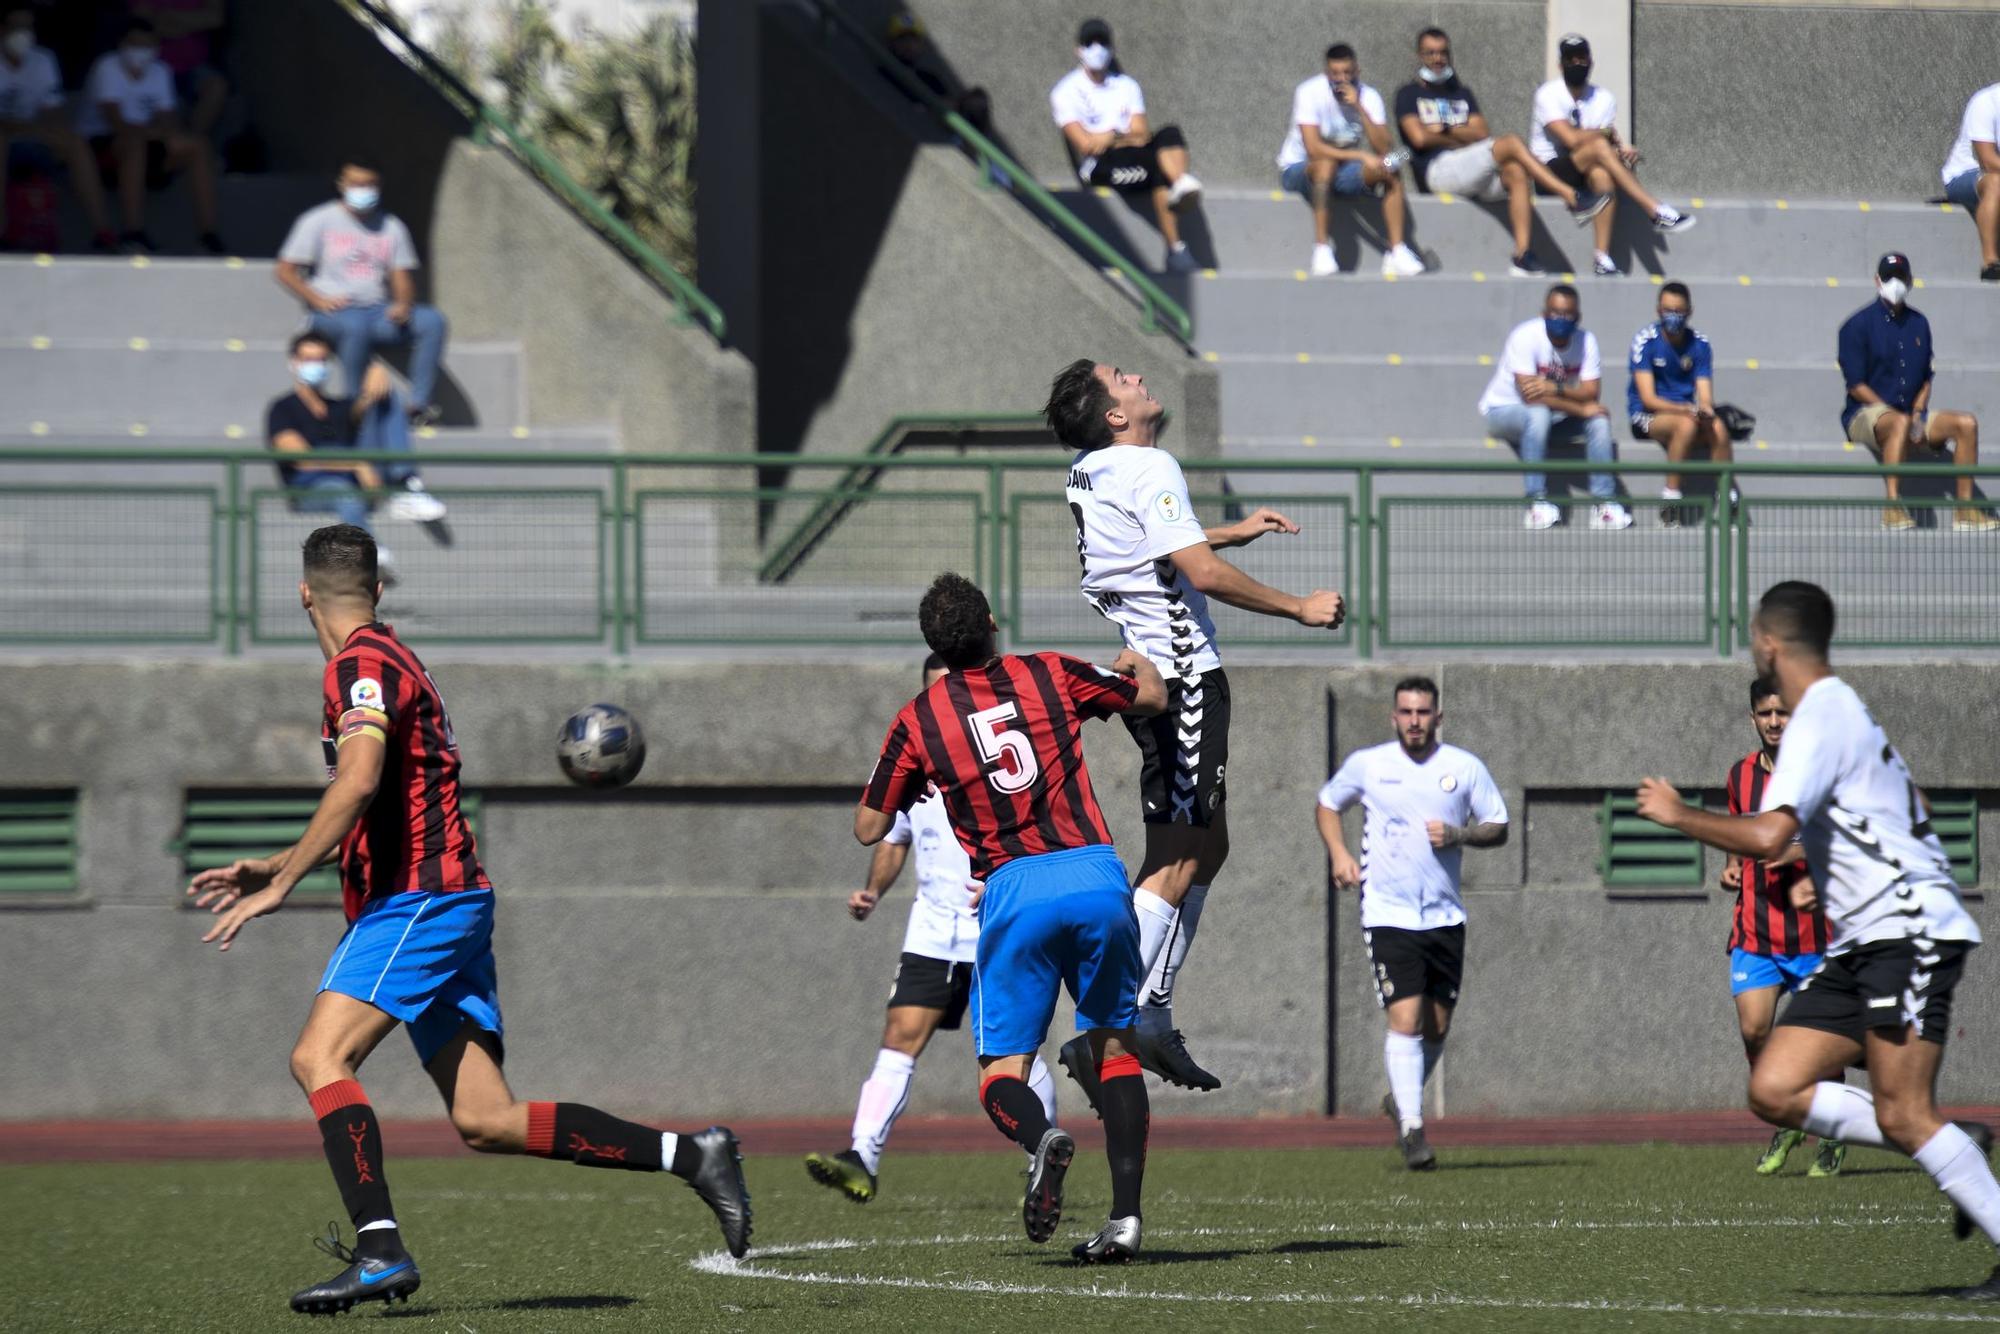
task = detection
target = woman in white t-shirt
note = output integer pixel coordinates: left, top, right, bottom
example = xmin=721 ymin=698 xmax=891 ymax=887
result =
xmin=1049 ymin=16 xmax=1203 ymax=273
xmin=78 ymin=16 xmax=222 ymax=255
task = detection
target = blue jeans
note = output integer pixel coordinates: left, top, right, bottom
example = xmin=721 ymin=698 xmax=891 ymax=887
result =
xmin=286 ymin=393 xmax=416 ymax=535
xmin=1482 ymin=403 xmax=1617 ymax=500
xmin=308 ymin=302 xmax=448 ymax=408
xmin=1945 ymin=168 xmax=1985 ymax=210
xmin=1280 ymin=159 xmax=1371 ymax=200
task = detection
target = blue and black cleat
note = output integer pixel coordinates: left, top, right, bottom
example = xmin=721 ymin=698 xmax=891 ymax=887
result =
xmin=289 ymin=1225 xmax=420 ymax=1315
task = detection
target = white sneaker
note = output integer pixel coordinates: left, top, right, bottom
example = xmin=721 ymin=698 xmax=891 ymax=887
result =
xmin=1653 ymin=206 xmax=1697 ymax=234
xmin=1523 ymin=500 xmax=1561 ymax=530
xmin=1309 ymin=243 xmax=1338 ymax=277
xmin=1589 ymin=502 xmax=1634 ymax=531
xmin=387 ymin=480 xmax=447 ymax=523
xmin=1382 ymin=244 xmax=1426 ymax=278
xmin=1593 ymin=251 xmax=1621 ymax=276
xmin=1167 ymin=173 xmax=1203 ymax=209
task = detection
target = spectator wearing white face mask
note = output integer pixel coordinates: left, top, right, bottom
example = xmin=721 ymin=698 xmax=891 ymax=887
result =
xmin=1050 ymin=16 xmax=1203 ymax=274
xmin=76 ymin=14 xmax=222 ymax=255
xmin=0 ymin=2 xmax=116 ymax=251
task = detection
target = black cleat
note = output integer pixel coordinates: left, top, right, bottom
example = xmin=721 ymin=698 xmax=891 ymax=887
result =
xmin=1958 ymin=1264 xmax=2000 ymax=1300
xmin=685 ymin=1126 xmax=753 ymax=1258
xmin=1954 ymin=1122 xmax=1994 ymax=1240
xmin=1384 ymin=1094 xmax=1436 ymax=1170
xmin=803 ymin=1148 xmax=877 ymax=1203
xmin=1023 ymin=1126 xmax=1074 ymax=1243
xmin=1058 ymin=1035 xmax=1104 ymax=1118
xmin=1134 ymin=1024 xmax=1221 ymax=1091
xmin=1071 ymin=1215 xmax=1142 ymax=1264
xmin=289 ymin=1225 xmax=420 ymax=1315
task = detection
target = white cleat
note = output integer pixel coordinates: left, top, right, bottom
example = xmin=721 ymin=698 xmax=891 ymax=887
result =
xmin=1071 ymin=1215 xmax=1142 ymax=1264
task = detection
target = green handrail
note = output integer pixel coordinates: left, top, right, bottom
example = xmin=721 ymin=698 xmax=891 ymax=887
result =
xmin=344 ymin=0 xmax=727 ymax=343
xmin=798 ymin=0 xmax=1194 ymax=346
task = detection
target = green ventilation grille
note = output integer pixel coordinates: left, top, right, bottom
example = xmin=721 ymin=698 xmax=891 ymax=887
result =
xmin=0 ymin=791 xmax=80 ymax=895
xmin=1598 ymin=791 xmax=1706 ymax=889
xmin=174 ymin=793 xmax=484 ymax=902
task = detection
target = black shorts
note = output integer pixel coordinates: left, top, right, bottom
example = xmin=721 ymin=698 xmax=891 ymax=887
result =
xmin=1083 ymin=124 xmax=1187 ymax=193
xmin=886 ymin=952 xmax=972 ymax=1029
xmin=1364 ymin=924 xmax=1465 ymax=1010
xmin=91 ymin=135 xmax=174 ymax=190
xmin=1778 ymin=937 xmax=1973 ymax=1047
xmin=1126 ymin=667 xmax=1230 ymax=827
xmin=1541 ymin=150 xmax=1589 ymax=193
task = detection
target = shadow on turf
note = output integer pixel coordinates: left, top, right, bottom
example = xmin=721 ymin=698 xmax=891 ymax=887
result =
xmin=1429 ymin=1159 xmax=1582 ymax=1172
xmin=1036 ymin=1239 xmax=1398 ymax=1266
xmin=383 ymin=1295 xmax=638 ymax=1316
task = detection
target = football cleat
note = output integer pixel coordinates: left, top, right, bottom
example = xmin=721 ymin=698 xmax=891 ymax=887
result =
xmin=803 ymin=1149 xmax=876 ymax=1203
xmin=1383 ymin=1095 xmax=1436 ymax=1169
xmin=1072 ymin=1215 xmax=1142 ymax=1264
xmin=1755 ymin=1128 xmax=1805 ymax=1175
xmin=1023 ymin=1126 xmax=1075 ymax=1243
xmin=685 ymin=1126 xmax=753 ymax=1258
xmin=1807 ymin=1138 xmax=1847 ymax=1178
xmin=1954 ymin=1122 xmax=1994 ymax=1240
xmin=1133 ymin=1025 xmax=1221 ymax=1091
xmin=289 ymin=1225 xmax=420 ymax=1315
xmin=1058 ymin=1035 xmax=1104 ymax=1117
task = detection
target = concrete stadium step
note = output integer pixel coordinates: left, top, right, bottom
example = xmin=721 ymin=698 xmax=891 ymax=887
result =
xmin=50 ymin=172 xmax=334 ymax=259
xmin=1212 ymin=357 xmax=2000 ymax=444
xmin=1 ymin=257 xmax=301 ymax=342
xmin=1053 ymin=187 xmax=1986 ymax=282
xmin=0 ymin=340 xmax=526 ymax=437
xmin=1188 ymin=273 xmax=1999 ymax=363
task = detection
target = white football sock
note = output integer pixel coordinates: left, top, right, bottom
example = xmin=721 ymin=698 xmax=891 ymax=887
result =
xmin=1801 ymin=1082 xmax=1887 ymax=1148
xmin=1422 ymin=1037 xmax=1444 ymax=1087
xmin=1915 ymin=1122 xmax=2000 ymax=1247
xmin=658 ymin=1132 xmax=679 ymax=1171
xmin=1385 ymin=1030 xmax=1425 ymax=1131
xmin=1027 ymin=1054 xmax=1058 ymax=1125
xmin=849 ymin=1048 xmax=917 ymax=1175
xmin=1134 ymin=888 xmax=1178 ymax=977
xmin=1141 ymin=883 xmax=1208 ymax=1010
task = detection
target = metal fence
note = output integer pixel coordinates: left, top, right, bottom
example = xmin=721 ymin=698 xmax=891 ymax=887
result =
xmin=2 ymin=449 xmax=1996 ymax=657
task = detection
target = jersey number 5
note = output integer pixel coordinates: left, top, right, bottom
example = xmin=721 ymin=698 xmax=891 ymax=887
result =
xmin=969 ymin=702 xmax=1039 ymax=794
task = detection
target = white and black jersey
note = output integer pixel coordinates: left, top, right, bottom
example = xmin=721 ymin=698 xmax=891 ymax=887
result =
xmin=1319 ymin=741 xmax=1508 ymax=931
xmin=1065 ymin=444 xmax=1219 ymax=680
xmin=883 ymin=789 xmax=980 ymax=964
xmin=1760 ymin=676 xmax=1981 ymax=954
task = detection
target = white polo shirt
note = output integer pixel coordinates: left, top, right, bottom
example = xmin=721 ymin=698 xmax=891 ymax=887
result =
xmin=1050 ymin=68 xmax=1145 ymax=182
xmin=1277 ymin=76 xmax=1389 ymax=170
xmin=1942 ymin=82 xmax=2000 ymax=184
xmin=77 ymin=50 xmax=176 ymax=137
xmin=1319 ymin=741 xmax=1508 ymax=931
xmin=0 ymin=45 xmax=63 ymax=125
xmin=1529 ymin=78 xmax=1616 ymax=164
xmin=884 ymin=790 xmax=980 ymax=964
xmin=1478 ymin=317 xmax=1602 ymax=414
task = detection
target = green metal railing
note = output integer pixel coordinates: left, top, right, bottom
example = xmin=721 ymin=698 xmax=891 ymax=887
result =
xmin=797 ymin=0 xmax=1194 ymax=345
xmin=5 ymin=449 xmax=2000 ymax=658
xmin=345 ymin=0 xmax=727 ymax=342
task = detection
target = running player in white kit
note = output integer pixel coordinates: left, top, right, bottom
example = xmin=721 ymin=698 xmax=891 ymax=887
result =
xmin=1638 ymin=582 xmax=2000 ymax=1301
xmin=1316 ymin=676 xmax=1509 ymax=1170
xmin=805 ymin=655 xmax=1057 ymax=1203
xmin=1044 ymin=359 xmax=1345 ymax=1101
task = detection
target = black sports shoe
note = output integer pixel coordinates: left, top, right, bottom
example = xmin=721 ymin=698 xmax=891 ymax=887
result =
xmin=1023 ymin=1126 xmax=1074 ymax=1243
xmin=1570 ymin=189 xmax=1610 ymax=224
xmin=289 ymin=1225 xmax=420 ymax=1315
xmin=1958 ymin=1264 xmax=2000 ymax=1300
xmin=1979 ymin=262 xmax=1999 ymax=283
xmin=1134 ymin=1024 xmax=1221 ymax=1091
xmin=1508 ymin=249 xmax=1547 ymax=277
xmin=1954 ymin=1122 xmax=1994 ymax=1240
xmin=685 ymin=1126 xmax=753 ymax=1258
xmin=1383 ymin=1094 xmax=1436 ymax=1169
xmin=803 ymin=1148 xmax=877 ymax=1203
xmin=1071 ymin=1215 xmax=1141 ymax=1264
xmin=1058 ymin=1035 xmax=1104 ymax=1118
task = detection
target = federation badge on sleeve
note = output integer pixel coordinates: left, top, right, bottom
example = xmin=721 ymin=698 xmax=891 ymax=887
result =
xmin=1155 ymin=490 xmax=1184 ymax=523
xmin=350 ymin=677 xmax=384 ymax=709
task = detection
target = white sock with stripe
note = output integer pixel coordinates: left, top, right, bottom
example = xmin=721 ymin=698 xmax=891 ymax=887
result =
xmin=1915 ymin=1122 xmax=2000 ymax=1247
xmin=1026 ymin=1053 xmax=1058 ymax=1124
xmin=1134 ymin=889 xmax=1178 ymax=978
xmin=1141 ymin=884 xmax=1208 ymax=1017
xmin=1801 ymin=1082 xmax=1887 ymax=1148
xmin=1385 ymin=1030 xmax=1425 ymax=1132
xmin=849 ymin=1048 xmax=917 ymax=1176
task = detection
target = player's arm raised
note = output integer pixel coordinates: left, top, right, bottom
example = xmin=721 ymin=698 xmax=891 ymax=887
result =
xmin=1108 ymin=647 xmax=1167 ymax=716
xmin=1205 ymin=507 xmax=1301 ymax=550
xmin=1168 ymin=541 xmax=1344 ymax=629
xmin=1635 ymin=776 xmax=1800 ymax=863
xmin=851 ymin=840 xmax=909 ymax=921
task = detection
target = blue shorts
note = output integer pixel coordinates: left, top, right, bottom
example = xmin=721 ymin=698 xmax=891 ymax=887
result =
xmin=1280 ymin=159 xmax=1372 ymax=200
xmin=970 ymin=845 xmax=1139 ymax=1057
xmin=319 ymin=889 xmax=504 ymax=1066
xmin=1730 ymin=946 xmax=1824 ymax=996
xmin=1946 ymin=168 xmax=1985 ymax=210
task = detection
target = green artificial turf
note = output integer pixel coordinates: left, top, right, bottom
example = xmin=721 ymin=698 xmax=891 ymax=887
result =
xmin=6 ymin=1142 xmax=1996 ymax=1332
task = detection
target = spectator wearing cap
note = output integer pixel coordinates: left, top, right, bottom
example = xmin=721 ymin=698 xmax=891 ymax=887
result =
xmin=1529 ymin=34 xmax=1693 ymax=276
xmin=1626 ymin=282 xmax=1736 ymax=526
xmin=1393 ymin=25 xmax=1606 ymax=277
xmin=77 ymin=14 xmax=222 ymax=255
xmin=277 ymin=156 xmax=450 ymax=427
xmin=883 ymin=10 xmax=994 ymax=142
xmin=1277 ymin=42 xmax=1425 ymax=278
xmin=0 ymin=2 xmax=115 ymax=251
xmin=1050 ymin=16 xmax=1203 ymax=274
xmin=1837 ymin=253 xmax=1998 ymax=531
xmin=1940 ymin=81 xmax=2000 ymax=282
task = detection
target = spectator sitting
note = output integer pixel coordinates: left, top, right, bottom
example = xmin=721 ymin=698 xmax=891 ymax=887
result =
xmin=267 ymin=332 xmax=448 ymax=580
xmin=1050 ymin=16 xmax=1203 ymax=274
xmin=128 ymin=0 xmax=227 ymax=141
xmin=1940 ymin=80 xmax=1999 ymax=282
xmin=1837 ymin=253 xmax=1998 ymax=532
xmin=0 ymin=3 xmax=115 ymax=251
xmin=1393 ymin=25 xmax=1606 ymax=277
xmin=1529 ymin=33 xmax=1692 ymax=276
xmin=76 ymin=15 xmax=221 ymax=255
xmin=884 ymin=10 xmax=994 ymax=141
xmin=277 ymin=157 xmax=450 ymax=427
xmin=1627 ymin=282 xmax=1735 ymax=527
xmin=1277 ymin=42 xmax=1424 ymax=277
xmin=1477 ymin=283 xmax=1631 ymax=531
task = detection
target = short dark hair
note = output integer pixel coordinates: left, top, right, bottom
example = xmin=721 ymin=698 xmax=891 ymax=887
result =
xmin=1416 ymin=26 xmax=1450 ymax=49
xmin=4 ymin=4 xmax=36 ymax=23
xmin=1392 ymin=675 xmax=1439 ymax=706
xmin=1043 ymin=358 xmax=1115 ymax=451
xmin=302 ymin=524 xmax=379 ymax=598
xmin=919 ymin=572 xmax=995 ymax=669
xmin=339 ymin=156 xmax=382 ymax=177
xmin=289 ymin=331 xmax=332 ymax=357
xmin=1325 ymin=42 xmax=1356 ymax=64
xmin=1546 ymin=282 xmax=1579 ymax=306
xmin=122 ymin=16 xmax=157 ymax=38
xmin=921 ymin=651 xmax=945 ymax=679
xmin=1756 ymin=581 xmax=1835 ymax=658
xmin=1660 ymin=280 xmax=1692 ymax=305
xmin=1750 ymin=675 xmax=1781 ymax=708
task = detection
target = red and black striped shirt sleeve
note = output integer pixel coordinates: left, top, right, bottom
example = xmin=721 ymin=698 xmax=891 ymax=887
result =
xmin=1048 ymin=653 xmax=1140 ymax=719
xmin=862 ymin=707 xmax=927 ymax=814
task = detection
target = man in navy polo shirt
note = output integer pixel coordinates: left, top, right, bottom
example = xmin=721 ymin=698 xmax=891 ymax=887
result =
xmin=1628 ymin=281 xmax=1733 ymax=527
xmin=1837 ymin=254 xmax=1999 ymax=531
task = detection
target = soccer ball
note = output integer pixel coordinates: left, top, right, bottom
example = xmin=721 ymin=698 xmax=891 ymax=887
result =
xmin=557 ymin=703 xmax=647 ymax=788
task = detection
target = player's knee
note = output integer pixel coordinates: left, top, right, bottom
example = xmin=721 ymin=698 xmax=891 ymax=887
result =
xmin=1744 ymin=1068 xmax=1797 ymax=1123
xmin=1978 ymin=171 xmax=2000 ymax=198
xmin=450 ymin=1103 xmax=516 ymax=1153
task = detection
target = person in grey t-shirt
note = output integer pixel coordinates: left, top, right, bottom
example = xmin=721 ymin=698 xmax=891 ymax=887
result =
xmin=277 ymin=157 xmax=450 ymax=425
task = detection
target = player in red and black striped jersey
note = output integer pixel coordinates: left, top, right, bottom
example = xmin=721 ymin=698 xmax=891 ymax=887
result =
xmin=1721 ymin=676 xmax=1843 ymax=1178
xmin=188 ymin=525 xmax=750 ymax=1315
xmin=856 ymin=573 xmax=1169 ymax=1262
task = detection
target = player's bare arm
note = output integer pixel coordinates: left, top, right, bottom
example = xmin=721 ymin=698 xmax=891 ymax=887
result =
xmin=854 ymin=802 xmax=897 ymax=847
xmin=1108 ymin=647 xmax=1168 ymax=715
xmin=1169 ymin=541 xmax=1345 ymax=628
xmin=1635 ymin=776 xmax=1800 ymax=862
xmin=1205 ymin=507 xmax=1301 ymax=550
xmin=851 ymin=840 xmax=909 ymax=920
xmin=1428 ymin=820 xmax=1509 ymax=849
xmin=1316 ymin=803 xmax=1361 ymax=889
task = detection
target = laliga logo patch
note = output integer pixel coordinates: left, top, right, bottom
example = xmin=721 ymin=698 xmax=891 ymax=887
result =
xmin=349 ymin=677 xmax=384 ymax=709
xmin=1439 ymin=774 xmax=1457 ymax=792
xmin=1155 ymin=490 xmax=1184 ymax=523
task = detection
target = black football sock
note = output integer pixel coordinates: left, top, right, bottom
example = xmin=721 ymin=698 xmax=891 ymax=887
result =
xmin=526 ymin=1101 xmax=671 ymax=1173
xmin=308 ymin=1080 xmax=402 ymax=1259
xmin=1099 ymin=1054 xmax=1150 ymax=1220
xmin=980 ymin=1073 xmax=1053 ymax=1153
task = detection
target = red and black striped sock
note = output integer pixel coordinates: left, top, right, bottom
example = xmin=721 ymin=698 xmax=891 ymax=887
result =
xmin=308 ymin=1079 xmax=401 ymax=1258
xmin=525 ymin=1102 xmax=697 ymax=1175
xmin=979 ymin=1073 xmax=1052 ymax=1153
xmin=1099 ymin=1054 xmax=1149 ymax=1220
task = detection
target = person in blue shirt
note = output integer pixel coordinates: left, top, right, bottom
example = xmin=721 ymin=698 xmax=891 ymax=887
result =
xmin=1837 ymin=253 xmax=1998 ymax=531
xmin=1628 ymin=282 xmax=1732 ymax=527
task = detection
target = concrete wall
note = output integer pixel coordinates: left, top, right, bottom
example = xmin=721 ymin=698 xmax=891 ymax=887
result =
xmin=1 ymin=657 xmax=1995 ymax=1122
